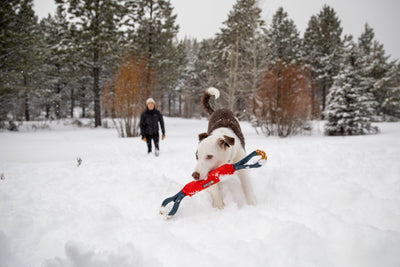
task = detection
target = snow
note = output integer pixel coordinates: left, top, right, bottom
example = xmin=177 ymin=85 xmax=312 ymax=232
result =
xmin=1 ymin=118 xmax=400 ymax=267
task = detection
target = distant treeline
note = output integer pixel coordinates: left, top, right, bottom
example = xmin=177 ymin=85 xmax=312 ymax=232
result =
xmin=1 ymin=0 xmax=399 ymax=136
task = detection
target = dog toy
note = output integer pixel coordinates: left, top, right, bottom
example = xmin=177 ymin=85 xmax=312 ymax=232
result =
xmin=160 ymin=150 xmax=267 ymax=218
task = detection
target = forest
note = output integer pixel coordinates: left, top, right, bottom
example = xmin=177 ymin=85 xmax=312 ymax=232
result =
xmin=1 ymin=0 xmax=399 ymax=137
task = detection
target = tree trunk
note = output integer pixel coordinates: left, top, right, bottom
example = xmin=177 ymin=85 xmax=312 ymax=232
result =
xmin=56 ymin=83 xmax=61 ymax=119
xmin=227 ymin=35 xmax=240 ymax=111
xmin=24 ymin=74 xmax=30 ymax=121
xmin=321 ymin=78 xmax=327 ymax=119
xmin=93 ymin=49 xmax=101 ymax=127
xmin=70 ymin=88 xmax=75 ymax=118
xmin=24 ymin=92 xmax=30 ymax=121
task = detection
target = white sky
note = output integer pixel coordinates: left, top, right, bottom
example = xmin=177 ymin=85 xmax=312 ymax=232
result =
xmin=34 ymin=0 xmax=400 ymax=60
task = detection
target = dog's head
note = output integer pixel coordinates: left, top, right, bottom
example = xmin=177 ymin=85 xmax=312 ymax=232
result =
xmin=192 ymin=133 xmax=235 ymax=180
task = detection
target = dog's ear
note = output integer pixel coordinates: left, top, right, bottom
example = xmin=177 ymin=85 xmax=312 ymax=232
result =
xmin=223 ymin=135 xmax=235 ymax=146
xmin=218 ymin=135 xmax=235 ymax=149
xmin=199 ymin=132 xmax=209 ymax=142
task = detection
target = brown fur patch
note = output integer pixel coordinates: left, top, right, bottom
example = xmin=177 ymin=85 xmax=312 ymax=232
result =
xmin=223 ymin=135 xmax=235 ymax=146
xmin=199 ymin=133 xmax=209 ymax=142
xmin=218 ymin=135 xmax=235 ymax=149
xmin=201 ymin=89 xmax=245 ymax=148
xmin=207 ymin=109 xmax=245 ymax=148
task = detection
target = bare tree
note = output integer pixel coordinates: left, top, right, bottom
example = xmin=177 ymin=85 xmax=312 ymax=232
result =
xmin=103 ymin=56 xmax=153 ymax=137
xmin=255 ymin=60 xmax=313 ymax=137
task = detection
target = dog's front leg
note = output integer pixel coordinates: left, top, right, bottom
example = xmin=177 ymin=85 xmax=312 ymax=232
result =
xmin=238 ymin=170 xmax=257 ymax=205
xmin=209 ymin=183 xmax=224 ymax=209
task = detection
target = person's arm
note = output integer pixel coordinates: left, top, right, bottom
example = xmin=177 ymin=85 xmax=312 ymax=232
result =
xmin=159 ymin=111 xmax=165 ymax=136
xmin=139 ymin=112 xmax=145 ymax=138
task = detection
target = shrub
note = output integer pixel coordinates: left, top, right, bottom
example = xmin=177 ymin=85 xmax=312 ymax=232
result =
xmin=103 ymin=56 xmax=154 ymax=137
xmin=254 ymin=60 xmax=314 ymax=137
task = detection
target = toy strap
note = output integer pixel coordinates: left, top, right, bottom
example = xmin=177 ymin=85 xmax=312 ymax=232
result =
xmin=232 ymin=150 xmax=267 ymax=170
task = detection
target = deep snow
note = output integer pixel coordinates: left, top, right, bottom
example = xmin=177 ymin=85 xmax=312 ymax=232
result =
xmin=0 ymin=118 xmax=399 ymax=267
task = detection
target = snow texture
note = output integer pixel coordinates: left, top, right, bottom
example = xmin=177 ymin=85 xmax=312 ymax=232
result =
xmin=1 ymin=118 xmax=399 ymax=267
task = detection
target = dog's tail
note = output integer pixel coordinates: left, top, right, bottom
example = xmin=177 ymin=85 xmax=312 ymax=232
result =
xmin=201 ymin=87 xmax=220 ymax=115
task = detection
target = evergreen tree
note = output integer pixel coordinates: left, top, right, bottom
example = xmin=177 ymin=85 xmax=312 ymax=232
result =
xmin=131 ymin=0 xmax=180 ymax=113
xmin=358 ymin=23 xmax=397 ymax=120
xmin=0 ymin=0 xmax=19 ymax=78
xmin=267 ymin=7 xmax=302 ymax=63
xmin=214 ymin=0 xmax=266 ymax=116
xmin=324 ymin=36 xmax=378 ymax=135
xmin=254 ymin=7 xmax=313 ymax=136
xmin=56 ymin=0 xmax=125 ymax=127
xmin=0 ymin=0 xmax=21 ymax=123
xmin=383 ymin=64 xmax=400 ymax=119
xmin=39 ymin=5 xmax=76 ymax=119
xmin=195 ymin=38 xmax=219 ymax=92
xmin=303 ymin=5 xmax=343 ymax=116
xmin=176 ymin=37 xmax=225 ymax=118
xmin=20 ymin=0 xmax=43 ymax=121
xmin=176 ymin=38 xmax=201 ymax=118
xmin=3 ymin=0 xmax=42 ymax=121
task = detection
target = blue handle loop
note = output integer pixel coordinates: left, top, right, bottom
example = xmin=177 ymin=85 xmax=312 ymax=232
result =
xmin=160 ymin=191 xmax=186 ymax=217
xmin=233 ymin=150 xmax=267 ymax=171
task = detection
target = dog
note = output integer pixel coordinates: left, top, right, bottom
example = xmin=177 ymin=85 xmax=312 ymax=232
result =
xmin=192 ymin=87 xmax=257 ymax=209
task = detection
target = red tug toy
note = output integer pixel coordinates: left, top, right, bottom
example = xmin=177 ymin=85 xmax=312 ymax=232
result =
xmin=160 ymin=150 xmax=267 ymax=218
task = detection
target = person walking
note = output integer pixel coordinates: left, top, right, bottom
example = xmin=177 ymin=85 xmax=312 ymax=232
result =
xmin=140 ymin=98 xmax=165 ymax=156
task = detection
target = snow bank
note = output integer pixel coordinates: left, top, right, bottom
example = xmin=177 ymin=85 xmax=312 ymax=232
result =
xmin=0 ymin=118 xmax=399 ymax=267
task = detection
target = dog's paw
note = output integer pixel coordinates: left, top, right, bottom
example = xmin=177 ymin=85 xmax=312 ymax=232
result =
xmin=246 ymin=197 xmax=257 ymax=206
xmin=212 ymin=201 xmax=225 ymax=209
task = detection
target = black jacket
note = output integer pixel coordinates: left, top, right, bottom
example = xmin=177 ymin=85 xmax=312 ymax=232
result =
xmin=140 ymin=108 xmax=165 ymax=138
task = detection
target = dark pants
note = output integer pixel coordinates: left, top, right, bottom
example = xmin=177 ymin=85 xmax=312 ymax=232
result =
xmin=145 ymin=133 xmax=159 ymax=153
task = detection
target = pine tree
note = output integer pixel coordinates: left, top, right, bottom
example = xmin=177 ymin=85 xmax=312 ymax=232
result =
xmin=0 ymin=1 xmax=19 ymax=75
xmin=131 ymin=0 xmax=180 ymax=113
xmin=253 ymin=7 xmax=313 ymax=136
xmin=267 ymin=7 xmax=302 ymax=63
xmin=2 ymin=0 xmax=42 ymax=122
xmin=0 ymin=0 xmax=20 ymax=123
xmin=383 ymin=64 xmax=400 ymax=119
xmin=303 ymin=5 xmax=343 ymax=116
xmin=324 ymin=36 xmax=378 ymax=135
xmin=213 ymin=0 xmax=266 ymax=116
xmin=39 ymin=5 xmax=76 ymax=119
xmin=56 ymin=0 xmax=125 ymax=127
xmin=358 ymin=23 xmax=397 ymax=120
xmin=195 ymin=38 xmax=220 ymax=95
xmin=176 ymin=38 xmax=201 ymax=118
xmin=184 ymin=38 xmax=221 ymax=117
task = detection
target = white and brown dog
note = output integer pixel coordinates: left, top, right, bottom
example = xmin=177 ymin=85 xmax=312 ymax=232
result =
xmin=192 ymin=87 xmax=257 ymax=209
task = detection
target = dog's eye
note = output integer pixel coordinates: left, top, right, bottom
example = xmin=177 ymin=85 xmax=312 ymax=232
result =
xmin=195 ymin=151 xmax=198 ymax=160
xmin=207 ymin=155 xmax=213 ymax=160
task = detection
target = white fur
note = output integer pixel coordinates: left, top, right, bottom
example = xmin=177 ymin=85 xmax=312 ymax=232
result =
xmin=193 ymin=128 xmax=257 ymax=209
xmin=194 ymin=128 xmax=238 ymax=180
xmin=207 ymin=87 xmax=220 ymax=99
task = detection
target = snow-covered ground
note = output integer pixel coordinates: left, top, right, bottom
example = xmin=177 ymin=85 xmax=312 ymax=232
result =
xmin=1 ymin=118 xmax=399 ymax=267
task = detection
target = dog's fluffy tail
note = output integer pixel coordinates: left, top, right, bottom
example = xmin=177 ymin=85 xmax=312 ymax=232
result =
xmin=201 ymin=87 xmax=220 ymax=115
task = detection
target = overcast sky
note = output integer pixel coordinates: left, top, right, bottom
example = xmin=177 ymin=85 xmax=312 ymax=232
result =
xmin=34 ymin=0 xmax=400 ymax=60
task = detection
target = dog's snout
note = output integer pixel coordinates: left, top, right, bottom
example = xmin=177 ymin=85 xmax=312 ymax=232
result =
xmin=192 ymin=172 xmax=200 ymax=180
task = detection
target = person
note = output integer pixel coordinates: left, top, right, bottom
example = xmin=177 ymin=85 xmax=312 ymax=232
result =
xmin=140 ymin=98 xmax=165 ymax=156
